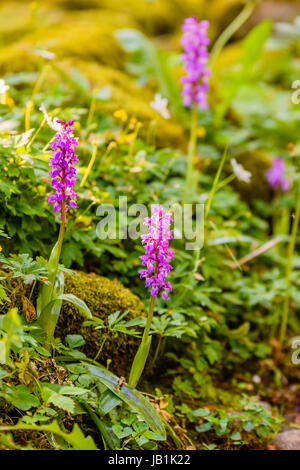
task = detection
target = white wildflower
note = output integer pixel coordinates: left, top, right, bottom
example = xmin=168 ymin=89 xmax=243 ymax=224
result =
xmin=40 ymin=104 xmax=62 ymax=132
xmin=231 ymin=158 xmax=251 ymax=183
xmin=34 ymin=49 xmax=56 ymax=60
xmin=252 ymin=375 xmax=261 ymax=384
xmin=0 ymin=79 xmax=9 ymax=95
xmin=150 ymin=93 xmax=170 ymax=119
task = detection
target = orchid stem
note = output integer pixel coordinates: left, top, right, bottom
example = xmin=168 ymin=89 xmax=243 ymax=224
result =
xmin=50 ymin=201 xmax=66 ymax=300
xmin=184 ymin=104 xmax=198 ymax=202
xmin=128 ymin=295 xmax=156 ymax=389
xmin=206 ymin=145 xmax=228 ymax=217
xmin=279 ymin=170 xmax=300 ymax=347
xmin=142 ymin=296 xmax=156 ymax=342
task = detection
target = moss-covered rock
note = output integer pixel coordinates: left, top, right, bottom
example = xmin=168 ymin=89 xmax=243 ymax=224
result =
xmin=55 ymin=271 xmax=145 ymax=376
xmin=0 ymin=269 xmax=146 ymax=377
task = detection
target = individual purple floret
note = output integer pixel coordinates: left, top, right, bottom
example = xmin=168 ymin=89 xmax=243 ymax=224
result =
xmin=180 ymin=16 xmax=211 ymax=109
xmin=139 ymin=206 xmax=174 ymax=300
xmin=265 ymin=157 xmax=291 ymax=192
xmin=47 ymin=119 xmax=79 ymax=216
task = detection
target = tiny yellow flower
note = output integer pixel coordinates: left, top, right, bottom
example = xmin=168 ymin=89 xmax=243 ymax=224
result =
xmin=113 ymin=109 xmax=128 ymax=122
xmin=196 ymin=126 xmax=206 ymax=138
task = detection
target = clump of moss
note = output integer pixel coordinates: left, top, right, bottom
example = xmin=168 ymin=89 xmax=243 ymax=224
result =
xmin=56 ymin=271 xmax=145 ymax=377
xmin=0 ymin=270 xmax=26 ymax=315
xmin=0 ymin=269 xmax=145 ymax=377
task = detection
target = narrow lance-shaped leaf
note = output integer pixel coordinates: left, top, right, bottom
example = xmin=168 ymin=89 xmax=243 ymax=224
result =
xmin=85 ymin=363 xmax=166 ymax=440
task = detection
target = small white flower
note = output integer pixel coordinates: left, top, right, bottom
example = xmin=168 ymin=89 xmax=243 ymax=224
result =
xmin=39 ymin=104 xmax=62 ymax=132
xmin=0 ymin=79 xmax=9 ymax=95
xmin=252 ymin=375 xmax=261 ymax=384
xmin=150 ymin=93 xmax=170 ymax=119
xmin=231 ymin=158 xmax=251 ymax=183
xmin=34 ymin=49 xmax=56 ymax=60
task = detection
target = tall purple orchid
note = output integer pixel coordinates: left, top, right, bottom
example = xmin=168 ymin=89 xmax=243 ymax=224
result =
xmin=181 ymin=17 xmax=211 ymax=201
xmin=48 ymin=120 xmax=79 ymax=217
xmin=129 ymin=206 xmax=174 ymax=388
xmin=181 ymin=16 xmax=211 ymax=109
xmin=139 ymin=206 xmax=174 ymax=300
xmin=38 ymin=117 xmax=93 ymax=350
xmin=266 ymin=157 xmax=291 ymax=193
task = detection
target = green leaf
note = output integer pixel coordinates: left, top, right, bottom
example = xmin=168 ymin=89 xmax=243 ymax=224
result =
xmin=5 ymin=385 xmax=40 ymax=411
xmin=41 ymin=294 xmax=92 ymax=320
xmin=231 ymin=431 xmax=241 ymax=441
xmin=41 ymin=387 xmax=75 ymax=413
xmin=66 ymin=334 xmax=85 ymax=349
xmin=112 ymin=424 xmax=132 ymax=439
xmin=98 ymin=389 xmax=122 ymax=415
xmin=0 ymin=341 xmax=6 ymax=364
xmin=59 ymin=385 xmax=89 ymax=396
xmin=190 ymin=408 xmax=211 ymax=418
xmin=196 ymin=422 xmax=212 ymax=433
xmin=38 ymin=291 xmax=92 ymax=346
xmin=85 ymin=363 xmax=166 ymax=440
xmin=0 ymin=420 xmax=98 ymax=450
xmin=225 ymin=322 xmax=250 ymax=339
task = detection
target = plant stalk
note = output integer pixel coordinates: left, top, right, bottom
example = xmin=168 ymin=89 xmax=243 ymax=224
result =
xmin=279 ymin=170 xmax=300 ymax=347
xmin=184 ymin=104 xmax=198 ymax=202
xmin=210 ymin=1 xmax=257 ymax=66
xmin=49 ymin=200 xmax=66 ymax=300
xmin=80 ymin=141 xmax=98 ymax=188
xmin=128 ymin=295 xmax=156 ymax=388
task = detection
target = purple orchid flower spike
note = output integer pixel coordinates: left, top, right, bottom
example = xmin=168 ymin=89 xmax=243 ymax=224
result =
xmin=265 ymin=157 xmax=291 ymax=193
xmin=47 ymin=119 xmax=79 ymax=217
xmin=139 ymin=205 xmax=174 ymax=300
xmin=180 ymin=16 xmax=211 ymax=109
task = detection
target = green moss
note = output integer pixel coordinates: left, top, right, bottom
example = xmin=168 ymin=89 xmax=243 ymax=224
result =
xmin=0 ymin=269 xmax=145 ymax=377
xmin=56 ymin=271 xmax=145 ymax=376
xmin=0 ymin=270 xmax=23 ymax=315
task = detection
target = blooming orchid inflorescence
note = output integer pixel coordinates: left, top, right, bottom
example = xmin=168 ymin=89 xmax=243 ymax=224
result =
xmin=180 ymin=16 xmax=211 ymax=109
xmin=47 ymin=119 xmax=79 ymax=216
xmin=265 ymin=157 xmax=291 ymax=193
xmin=139 ymin=205 xmax=174 ymax=300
